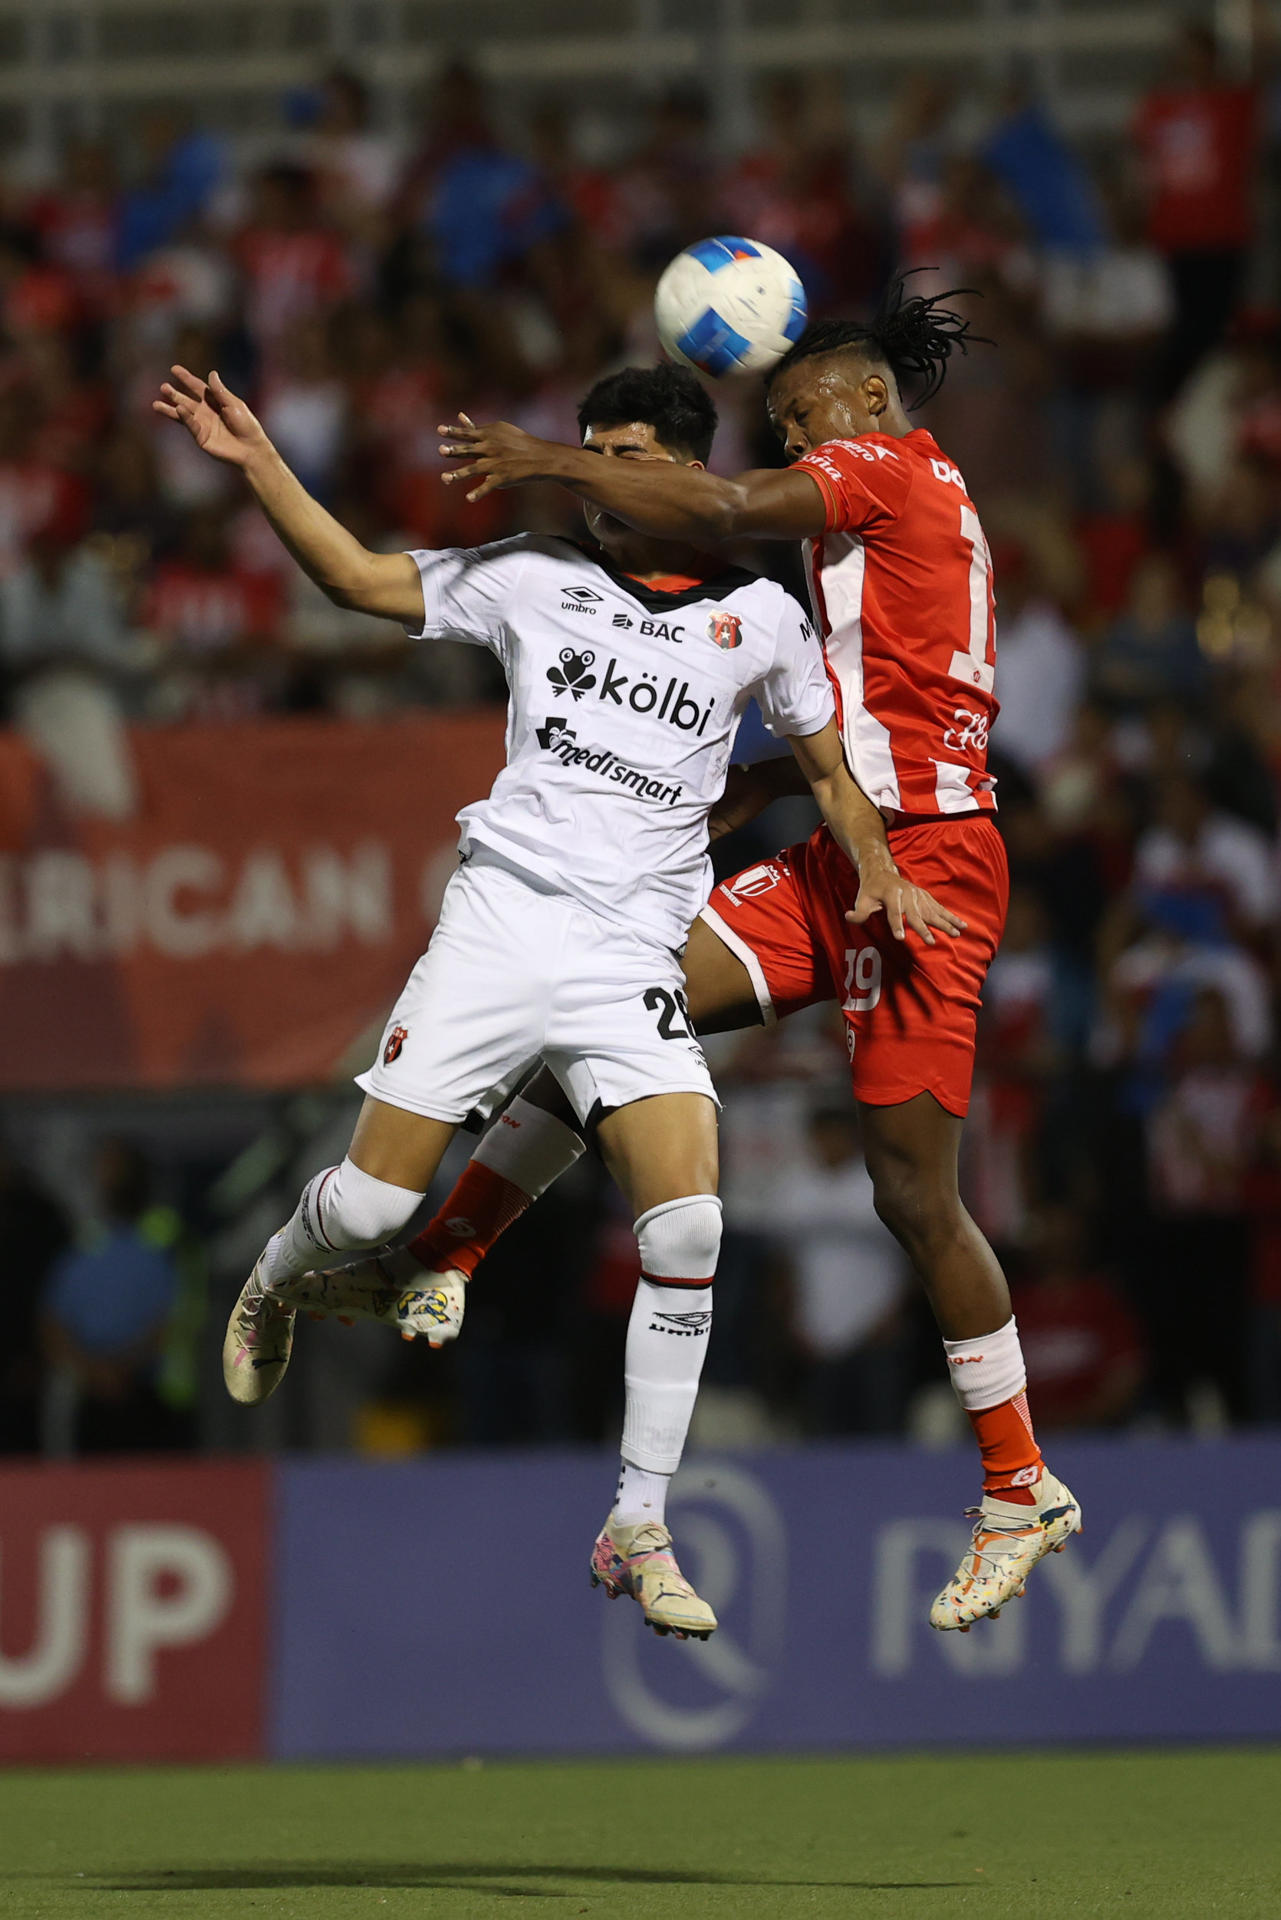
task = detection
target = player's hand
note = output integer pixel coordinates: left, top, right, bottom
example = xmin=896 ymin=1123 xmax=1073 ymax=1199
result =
xmin=152 ymin=367 xmax=271 ymax=468
xmin=438 ymin=415 xmax=556 ymax=501
xmin=847 ymin=856 xmax=967 ymax=946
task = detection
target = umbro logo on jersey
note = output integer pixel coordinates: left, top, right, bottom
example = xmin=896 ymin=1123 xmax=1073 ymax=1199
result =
xmin=547 ymin=648 xmax=597 ymax=700
xmin=561 ymin=586 xmax=601 ymax=612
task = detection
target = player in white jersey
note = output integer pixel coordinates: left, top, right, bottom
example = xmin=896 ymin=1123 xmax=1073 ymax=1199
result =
xmin=155 ymin=361 xmax=960 ymax=1637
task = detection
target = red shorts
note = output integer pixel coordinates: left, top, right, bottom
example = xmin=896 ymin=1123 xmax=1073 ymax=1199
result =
xmin=700 ymin=815 xmax=1008 ymax=1117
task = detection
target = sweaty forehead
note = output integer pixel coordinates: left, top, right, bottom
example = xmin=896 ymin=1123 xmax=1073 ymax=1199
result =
xmin=769 ymin=354 xmax=873 ymax=417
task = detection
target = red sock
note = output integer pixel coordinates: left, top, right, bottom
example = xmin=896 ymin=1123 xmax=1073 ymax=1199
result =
xmin=405 ymin=1162 xmax=531 ymax=1279
xmin=966 ymin=1391 xmax=1043 ymax=1506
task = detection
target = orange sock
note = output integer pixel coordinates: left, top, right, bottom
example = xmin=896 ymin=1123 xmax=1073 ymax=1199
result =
xmin=966 ymin=1390 xmax=1043 ymax=1506
xmin=406 ymin=1162 xmax=532 ymax=1278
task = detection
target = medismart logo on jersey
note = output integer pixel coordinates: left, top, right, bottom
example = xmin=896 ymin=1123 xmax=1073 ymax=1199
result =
xmin=534 ymin=717 xmax=684 ymax=808
xmin=546 ymin=653 xmax=715 ymax=735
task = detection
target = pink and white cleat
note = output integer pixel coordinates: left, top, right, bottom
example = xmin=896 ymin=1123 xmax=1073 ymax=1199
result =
xmin=590 ymin=1513 xmax=717 ymax=1641
xmin=222 ymin=1239 xmax=296 ymax=1405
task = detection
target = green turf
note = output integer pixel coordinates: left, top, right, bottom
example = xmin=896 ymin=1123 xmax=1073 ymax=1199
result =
xmin=1 ymin=1750 xmax=1278 ymax=1918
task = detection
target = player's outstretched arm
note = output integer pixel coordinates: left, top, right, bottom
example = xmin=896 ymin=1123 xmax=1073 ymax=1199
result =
xmin=787 ymin=720 xmax=966 ymax=947
xmin=154 ymin=367 xmax=423 ymax=624
xmin=438 ymin=415 xmax=825 ymax=544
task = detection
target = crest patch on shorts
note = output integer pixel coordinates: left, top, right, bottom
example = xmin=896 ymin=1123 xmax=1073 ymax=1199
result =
xmin=383 ymin=1024 xmax=408 ymax=1065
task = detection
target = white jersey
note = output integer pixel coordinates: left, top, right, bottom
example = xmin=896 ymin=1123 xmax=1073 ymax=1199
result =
xmin=406 ymin=534 xmax=833 ymax=950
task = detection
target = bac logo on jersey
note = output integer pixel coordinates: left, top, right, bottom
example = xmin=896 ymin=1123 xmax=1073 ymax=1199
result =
xmin=383 ymin=1025 xmax=408 ymax=1065
xmin=707 ymin=611 xmax=742 ymax=650
xmin=547 ymin=648 xmax=597 ymax=700
xmin=614 ymin=612 xmax=686 ymax=642
xmin=561 ymin=587 xmax=601 ymax=613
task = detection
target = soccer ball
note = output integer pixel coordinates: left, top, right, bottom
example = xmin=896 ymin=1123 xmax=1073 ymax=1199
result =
xmin=655 ymin=236 xmax=807 ymax=378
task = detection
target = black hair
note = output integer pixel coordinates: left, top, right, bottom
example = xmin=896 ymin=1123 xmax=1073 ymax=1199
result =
xmin=766 ymin=274 xmax=991 ymax=408
xmin=577 ymin=364 xmax=717 ymax=464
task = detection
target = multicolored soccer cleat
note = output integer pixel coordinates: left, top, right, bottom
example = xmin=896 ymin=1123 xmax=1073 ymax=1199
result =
xmin=222 ymin=1238 xmax=296 ymax=1405
xmin=930 ymin=1468 xmax=1082 ymax=1632
xmin=590 ymin=1513 xmax=717 ymax=1641
xmin=288 ymin=1252 xmax=467 ymax=1348
xmin=223 ymin=1246 xmax=467 ymax=1406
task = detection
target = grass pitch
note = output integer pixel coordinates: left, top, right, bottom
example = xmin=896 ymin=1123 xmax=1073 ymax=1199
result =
xmin=1 ymin=1749 xmax=1278 ymax=1919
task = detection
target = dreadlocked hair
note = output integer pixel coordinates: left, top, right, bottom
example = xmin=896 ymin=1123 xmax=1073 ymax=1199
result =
xmin=767 ymin=274 xmax=991 ymax=408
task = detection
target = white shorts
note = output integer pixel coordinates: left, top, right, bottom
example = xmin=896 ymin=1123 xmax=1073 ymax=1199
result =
xmin=355 ymin=853 xmax=717 ymax=1128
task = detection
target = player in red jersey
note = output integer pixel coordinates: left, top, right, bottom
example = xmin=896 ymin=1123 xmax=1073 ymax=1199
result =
xmin=397 ymin=284 xmax=1083 ymax=1630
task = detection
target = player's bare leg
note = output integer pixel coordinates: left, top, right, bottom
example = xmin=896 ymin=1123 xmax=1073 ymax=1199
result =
xmin=586 ymin=1090 xmax=721 ymax=1641
xmin=858 ymin=1093 xmax=1081 ymax=1628
xmin=223 ymin=1099 xmax=460 ymax=1404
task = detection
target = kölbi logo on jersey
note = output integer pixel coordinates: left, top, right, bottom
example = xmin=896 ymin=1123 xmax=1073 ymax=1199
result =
xmin=547 ymin=652 xmax=716 ymax=736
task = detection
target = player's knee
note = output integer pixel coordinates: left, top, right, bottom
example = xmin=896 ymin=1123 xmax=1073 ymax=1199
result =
xmin=319 ymin=1157 xmax=425 ymax=1249
xmin=867 ymin=1153 xmax=955 ymax=1255
xmin=634 ymin=1193 xmax=722 ymax=1285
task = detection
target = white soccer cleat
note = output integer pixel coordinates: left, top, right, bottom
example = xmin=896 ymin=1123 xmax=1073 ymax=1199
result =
xmin=930 ymin=1469 xmax=1082 ymax=1632
xmin=222 ymin=1239 xmax=296 ymax=1405
xmin=590 ymin=1513 xmax=718 ymax=1641
xmin=282 ymin=1252 xmax=468 ymax=1349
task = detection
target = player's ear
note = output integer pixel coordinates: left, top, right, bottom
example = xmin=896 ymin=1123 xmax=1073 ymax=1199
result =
xmin=863 ymin=374 xmax=889 ymax=419
xmin=684 ymin=459 xmax=707 ymax=471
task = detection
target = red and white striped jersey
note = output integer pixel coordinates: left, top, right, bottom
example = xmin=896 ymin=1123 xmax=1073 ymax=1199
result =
xmin=795 ymin=428 xmax=999 ymax=820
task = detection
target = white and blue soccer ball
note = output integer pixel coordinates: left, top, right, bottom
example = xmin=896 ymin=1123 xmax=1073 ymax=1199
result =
xmin=655 ymin=236 xmax=807 ymax=378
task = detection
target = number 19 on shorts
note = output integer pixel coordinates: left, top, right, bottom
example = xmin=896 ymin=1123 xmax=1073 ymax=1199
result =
xmin=843 ymin=945 xmax=882 ymax=1013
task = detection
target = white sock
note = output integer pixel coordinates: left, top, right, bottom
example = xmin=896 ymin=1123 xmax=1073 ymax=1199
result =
xmin=473 ymin=1093 xmax=585 ymax=1196
xmin=615 ymin=1460 xmax=672 ymax=1527
xmin=613 ymin=1195 xmax=720 ymax=1518
xmin=619 ymin=1278 xmax=714 ymax=1479
xmin=264 ymin=1159 xmax=425 ymax=1287
xmin=942 ymin=1315 xmax=1027 ymax=1411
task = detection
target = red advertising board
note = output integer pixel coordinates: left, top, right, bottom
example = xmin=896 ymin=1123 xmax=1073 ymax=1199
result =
xmin=0 ymin=1458 xmax=269 ymax=1763
xmin=0 ymin=711 xmax=505 ymax=1091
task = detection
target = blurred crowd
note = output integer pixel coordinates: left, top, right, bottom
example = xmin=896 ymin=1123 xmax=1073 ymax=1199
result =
xmin=4 ymin=16 xmax=1281 ymax=1453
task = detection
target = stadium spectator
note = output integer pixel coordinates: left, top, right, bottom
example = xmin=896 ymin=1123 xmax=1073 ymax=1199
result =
xmin=40 ymin=1140 xmax=193 ymax=1454
xmin=1132 ymin=21 xmax=1263 ymax=401
xmin=1142 ymin=986 xmax=1261 ymax=1423
xmin=1090 ymin=554 xmax=1207 ymax=714
xmin=770 ymin=1105 xmax=912 ymax=1437
xmin=1011 ymin=1205 xmax=1146 ymax=1430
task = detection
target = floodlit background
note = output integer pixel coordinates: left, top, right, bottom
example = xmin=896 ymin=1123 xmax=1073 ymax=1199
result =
xmin=1 ymin=0 xmax=1280 ymax=1784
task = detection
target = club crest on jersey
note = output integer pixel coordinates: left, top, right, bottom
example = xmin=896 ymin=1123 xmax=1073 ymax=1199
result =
xmin=547 ymin=648 xmax=596 ymax=700
xmin=383 ymin=1025 xmax=408 ymax=1065
xmin=707 ymin=610 xmax=742 ymax=650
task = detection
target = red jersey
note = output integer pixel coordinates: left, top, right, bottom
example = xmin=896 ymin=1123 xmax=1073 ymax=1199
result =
xmin=796 ymin=428 xmax=998 ymax=820
xmin=1133 ymin=85 xmax=1258 ymax=253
